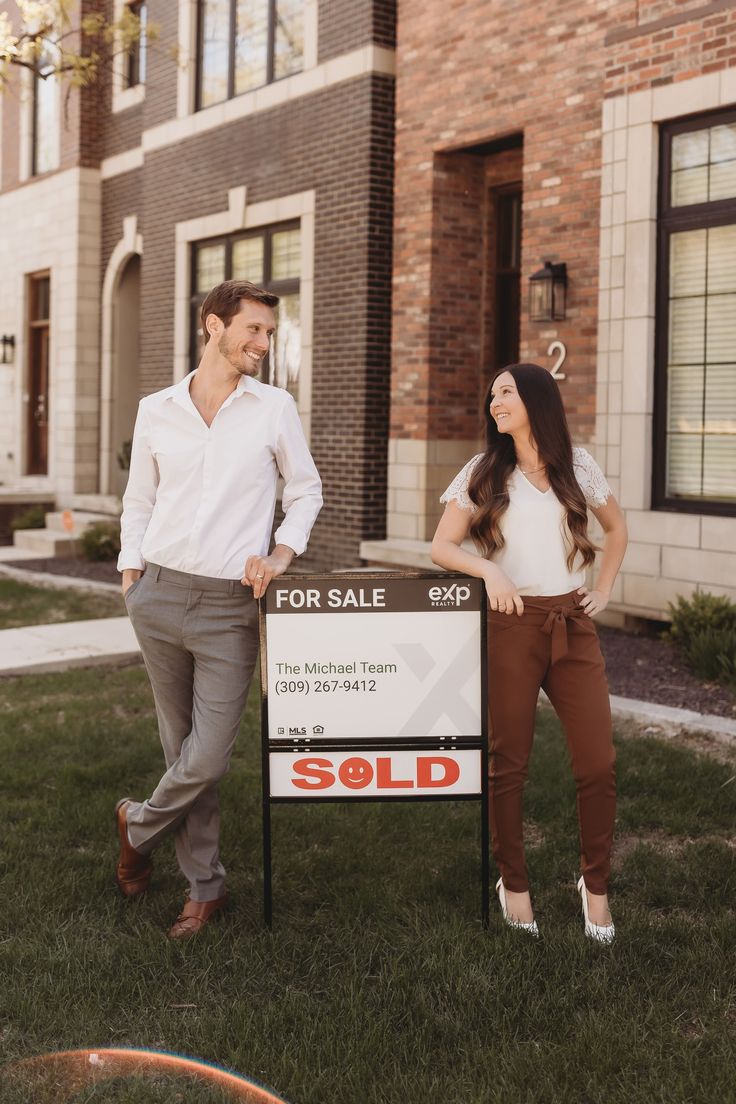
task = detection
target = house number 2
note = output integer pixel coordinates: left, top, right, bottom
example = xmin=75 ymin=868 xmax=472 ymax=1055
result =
xmin=547 ymin=340 xmax=567 ymax=380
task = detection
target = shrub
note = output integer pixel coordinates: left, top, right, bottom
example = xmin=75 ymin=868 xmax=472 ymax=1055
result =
xmin=666 ymin=592 xmax=736 ymax=687
xmin=10 ymin=504 xmax=46 ymax=531
xmin=80 ymin=520 xmax=121 ymax=562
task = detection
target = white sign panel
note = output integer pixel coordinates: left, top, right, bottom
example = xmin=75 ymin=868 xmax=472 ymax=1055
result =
xmin=269 ymin=749 xmax=482 ymax=798
xmin=264 ymin=577 xmax=483 ymax=744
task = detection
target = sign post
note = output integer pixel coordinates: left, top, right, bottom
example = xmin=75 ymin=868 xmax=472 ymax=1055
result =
xmin=259 ymin=572 xmax=488 ymax=927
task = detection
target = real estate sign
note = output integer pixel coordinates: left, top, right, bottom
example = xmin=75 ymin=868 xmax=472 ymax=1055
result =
xmin=262 ymin=575 xmax=485 ymax=799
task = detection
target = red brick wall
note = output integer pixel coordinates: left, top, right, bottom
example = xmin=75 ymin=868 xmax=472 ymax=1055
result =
xmin=391 ymin=0 xmax=621 ymax=446
xmin=606 ymin=2 xmax=736 ymax=94
xmin=391 ymin=0 xmax=736 ymax=449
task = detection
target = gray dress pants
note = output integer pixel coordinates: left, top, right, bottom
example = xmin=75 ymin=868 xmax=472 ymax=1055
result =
xmin=123 ymin=564 xmax=259 ymax=901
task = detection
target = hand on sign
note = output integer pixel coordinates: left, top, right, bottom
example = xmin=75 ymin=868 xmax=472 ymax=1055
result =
xmin=483 ymin=564 xmax=524 ymax=616
xmin=242 ymin=544 xmax=295 ymax=600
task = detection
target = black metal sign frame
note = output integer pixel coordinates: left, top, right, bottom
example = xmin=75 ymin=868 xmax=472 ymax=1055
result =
xmin=259 ymin=572 xmax=489 ymax=928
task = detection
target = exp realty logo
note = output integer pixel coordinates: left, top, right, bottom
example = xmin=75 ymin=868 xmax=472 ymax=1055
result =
xmin=427 ymin=582 xmax=471 ymax=607
xmin=1 ymin=1049 xmax=289 ymax=1103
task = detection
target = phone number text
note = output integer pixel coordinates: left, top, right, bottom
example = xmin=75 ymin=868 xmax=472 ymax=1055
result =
xmin=273 ymin=679 xmax=378 ymax=695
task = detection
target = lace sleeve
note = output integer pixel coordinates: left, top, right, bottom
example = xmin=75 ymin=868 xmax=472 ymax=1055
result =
xmin=439 ymin=454 xmax=483 ymax=513
xmin=573 ymin=447 xmax=612 ymax=508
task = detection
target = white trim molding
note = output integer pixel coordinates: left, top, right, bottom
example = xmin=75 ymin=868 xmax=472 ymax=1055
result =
xmin=100 ymin=215 xmax=143 ymax=494
xmin=101 ymin=146 xmax=144 ymax=179
xmin=151 ymin=42 xmax=395 ymax=154
xmin=173 ymin=187 xmax=316 ymax=438
xmin=597 ymin=69 xmax=736 ymax=617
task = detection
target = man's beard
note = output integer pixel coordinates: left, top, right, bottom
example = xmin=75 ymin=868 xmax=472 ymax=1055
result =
xmin=218 ymin=332 xmax=260 ymax=377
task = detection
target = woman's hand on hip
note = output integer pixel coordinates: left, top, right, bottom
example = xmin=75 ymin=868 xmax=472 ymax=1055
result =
xmin=483 ymin=568 xmax=524 ymax=616
xmin=577 ymin=586 xmax=609 ymax=617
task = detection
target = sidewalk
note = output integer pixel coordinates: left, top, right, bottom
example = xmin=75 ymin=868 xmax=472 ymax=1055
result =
xmin=0 ymin=614 xmax=734 ymax=745
xmin=0 ymin=617 xmax=140 ymax=675
xmin=1 ymin=548 xmax=734 ymax=745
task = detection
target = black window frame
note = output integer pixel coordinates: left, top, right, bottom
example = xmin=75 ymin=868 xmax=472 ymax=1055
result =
xmin=494 ymin=184 xmax=522 ymax=372
xmin=189 ymin=221 xmax=301 ymax=375
xmin=195 ymin=0 xmax=303 ymax=112
xmin=653 ymin=106 xmax=736 ymax=517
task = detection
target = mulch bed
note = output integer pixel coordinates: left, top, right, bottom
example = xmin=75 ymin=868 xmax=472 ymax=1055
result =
xmin=10 ymin=556 xmax=736 ymax=721
xmin=14 ymin=556 xmax=120 ymax=585
xmin=598 ymin=626 xmax=736 ymax=720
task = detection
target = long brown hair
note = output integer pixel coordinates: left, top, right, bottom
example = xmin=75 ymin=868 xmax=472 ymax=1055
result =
xmin=467 ymin=363 xmax=597 ymax=570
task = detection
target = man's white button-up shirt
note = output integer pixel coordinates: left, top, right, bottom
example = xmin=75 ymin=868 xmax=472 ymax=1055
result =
xmin=117 ymin=372 xmax=322 ymax=579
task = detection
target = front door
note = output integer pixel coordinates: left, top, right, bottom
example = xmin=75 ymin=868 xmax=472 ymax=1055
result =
xmin=27 ymin=272 xmax=50 ymax=476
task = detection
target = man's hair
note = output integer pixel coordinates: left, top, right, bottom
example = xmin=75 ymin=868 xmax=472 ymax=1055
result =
xmin=200 ymin=280 xmax=279 ymax=343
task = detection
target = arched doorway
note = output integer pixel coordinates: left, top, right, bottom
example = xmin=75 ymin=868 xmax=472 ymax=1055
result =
xmin=111 ymin=254 xmax=141 ymax=497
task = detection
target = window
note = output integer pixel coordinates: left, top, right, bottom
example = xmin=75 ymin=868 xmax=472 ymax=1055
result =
xmin=197 ymin=0 xmax=304 ymax=110
xmin=26 ymin=273 xmax=51 ymax=476
xmin=32 ymin=45 xmax=59 ymax=176
xmin=125 ymin=1 xmax=147 ymax=88
xmin=190 ymin=223 xmax=301 ymax=398
xmin=494 ymin=188 xmax=522 ymax=371
xmin=654 ymin=109 xmax=736 ymax=514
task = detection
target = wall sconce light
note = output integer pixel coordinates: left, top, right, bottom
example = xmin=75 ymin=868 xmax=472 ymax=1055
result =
xmin=0 ymin=335 xmax=15 ymax=365
xmin=529 ymin=262 xmax=567 ymax=322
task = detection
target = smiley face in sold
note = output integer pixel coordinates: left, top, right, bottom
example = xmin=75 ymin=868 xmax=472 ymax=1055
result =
xmin=338 ymin=757 xmax=373 ymax=789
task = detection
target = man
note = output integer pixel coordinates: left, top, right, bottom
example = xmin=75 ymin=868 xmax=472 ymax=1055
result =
xmin=115 ymin=279 xmax=322 ymax=938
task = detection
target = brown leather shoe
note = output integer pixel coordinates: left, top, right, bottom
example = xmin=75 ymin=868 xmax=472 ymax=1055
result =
xmin=115 ymin=798 xmax=153 ymax=898
xmin=167 ymin=893 xmax=229 ymax=940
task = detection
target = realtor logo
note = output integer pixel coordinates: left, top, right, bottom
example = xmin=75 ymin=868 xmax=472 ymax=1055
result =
xmin=427 ymin=583 xmax=471 ymax=607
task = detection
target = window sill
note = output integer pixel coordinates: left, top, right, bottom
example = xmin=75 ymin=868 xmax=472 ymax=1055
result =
xmin=112 ymin=84 xmax=145 ymax=114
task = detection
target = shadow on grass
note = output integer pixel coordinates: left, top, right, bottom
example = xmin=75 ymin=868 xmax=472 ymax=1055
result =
xmin=0 ymin=668 xmax=735 ymax=1104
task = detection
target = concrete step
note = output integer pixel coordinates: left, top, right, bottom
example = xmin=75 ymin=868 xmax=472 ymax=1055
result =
xmin=0 ymin=490 xmax=55 ymax=505
xmin=45 ymin=511 xmax=116 ymax=534
xmin=63 ymin=494 xmax=120 ymax=516
xmin=12 ymin=528 xmax=80 ymax=556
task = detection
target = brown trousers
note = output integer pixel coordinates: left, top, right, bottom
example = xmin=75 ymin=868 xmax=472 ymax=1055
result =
xmin=487 ymin=590 xmax=615 ymax=895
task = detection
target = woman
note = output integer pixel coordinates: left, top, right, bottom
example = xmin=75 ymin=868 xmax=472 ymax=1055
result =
xmin=431 ymin=364 xmax=627 ymax=942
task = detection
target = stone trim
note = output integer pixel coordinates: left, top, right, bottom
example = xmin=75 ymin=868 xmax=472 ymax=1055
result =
xmin=101 ymin=146 xmax=144 ymax=179
xmin=597 ymin=69 xmax=736 ymax=616
xmin=605 ymin=0 xmax=736 ymax=46
xmin=173 ymin=187 xmax=316 ymax=437
xmin=0 ymin=167 xmax=101 ymax=495
xmin=386 ymin=438 xmax=480 ymax=542
xmin=100 ymin=215 xmax=143 ymax=495
xmin=150 ymin=42 xmax=395 ymax=155
xmin=101 ymin=42 xmax=396 ymax=179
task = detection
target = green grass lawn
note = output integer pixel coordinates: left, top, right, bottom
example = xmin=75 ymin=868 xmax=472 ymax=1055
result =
xmin=0 ymin=667 xmax=735 ymax=1104
xmin=0 ymin=578 xmax=123 ymax=630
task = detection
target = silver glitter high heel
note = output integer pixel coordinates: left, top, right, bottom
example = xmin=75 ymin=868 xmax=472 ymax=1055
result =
xmin=496 ymin=877 xmax=539 ymax=937
xmin=577 ymin=876 xmax=615 ymax=944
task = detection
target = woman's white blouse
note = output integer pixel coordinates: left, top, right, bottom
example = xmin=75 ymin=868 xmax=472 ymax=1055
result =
xmin=440 ymin=447 xmax=612 ymax=596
